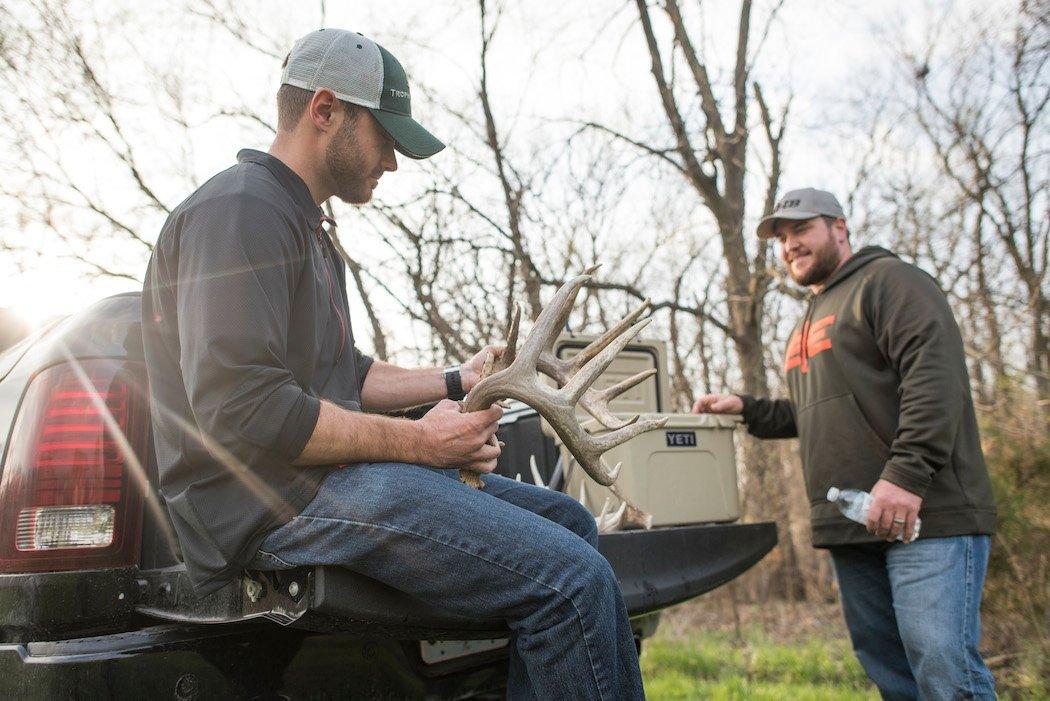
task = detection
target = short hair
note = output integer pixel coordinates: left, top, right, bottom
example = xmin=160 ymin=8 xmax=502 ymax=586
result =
xmin=821 ymin=215 xmax=850 ymax=240
xmin=276 ymin=83 xmax=361 ymax=132
xmin=276 ymin=84 xmax=314 ymax=131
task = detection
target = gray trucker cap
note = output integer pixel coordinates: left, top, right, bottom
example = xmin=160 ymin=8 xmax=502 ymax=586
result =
xmin=281 ymin=29 xmax=445 ymax=159
xmin=756 ymin=188 xmax=845 ymax=239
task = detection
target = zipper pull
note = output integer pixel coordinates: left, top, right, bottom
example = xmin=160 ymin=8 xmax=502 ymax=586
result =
xmin=315 ymin=214 xmax=337 ymax=258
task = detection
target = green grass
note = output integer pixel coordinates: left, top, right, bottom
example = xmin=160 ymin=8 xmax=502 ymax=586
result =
xmin=640 ymin=632 xmax=878 ymax=700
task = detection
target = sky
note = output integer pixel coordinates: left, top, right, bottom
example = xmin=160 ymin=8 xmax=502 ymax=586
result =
xmin=0 ymin=0 xmax=994 ymax=335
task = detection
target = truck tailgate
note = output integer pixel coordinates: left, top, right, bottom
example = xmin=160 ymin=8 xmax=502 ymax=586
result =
xmin=147 ymin=521 xmax=776 ymax=638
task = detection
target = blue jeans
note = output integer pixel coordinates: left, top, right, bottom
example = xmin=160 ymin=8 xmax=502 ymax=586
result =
xmin=830 ymin=536 xmax=996 ymax=701
xmin=249 ymin=463 xmax=644 ymax=700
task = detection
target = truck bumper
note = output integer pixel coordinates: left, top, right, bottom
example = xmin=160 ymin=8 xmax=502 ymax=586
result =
xmin=0 ymin=624 xmax=509 ymax=699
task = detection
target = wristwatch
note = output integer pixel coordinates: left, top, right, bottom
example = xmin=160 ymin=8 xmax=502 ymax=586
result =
xmin=444 ymin=365 xmax=465 ymax=401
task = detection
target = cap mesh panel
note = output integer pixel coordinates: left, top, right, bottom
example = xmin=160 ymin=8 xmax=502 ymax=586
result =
xmin=280 ymin=30 xmax=383 ymax=109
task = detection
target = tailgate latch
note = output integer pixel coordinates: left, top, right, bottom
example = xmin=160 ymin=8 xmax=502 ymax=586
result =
xmin=242 ymin=569 xmax=310 ymax=625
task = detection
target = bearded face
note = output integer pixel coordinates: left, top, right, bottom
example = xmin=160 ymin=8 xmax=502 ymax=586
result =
xmin=779 ymin=218 xmax=845 ymax=287
xmin=324 ymin=113 xmax=375 ymax=205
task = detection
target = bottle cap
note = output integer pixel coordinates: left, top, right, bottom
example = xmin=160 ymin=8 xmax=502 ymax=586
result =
xmin=826 ymin=487 xmax=840 ymax=502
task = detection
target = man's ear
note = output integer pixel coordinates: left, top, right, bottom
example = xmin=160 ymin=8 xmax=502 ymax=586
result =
xmin=834 ymin=217 xmax=849 ymax=243
xmin=307 ymin=89 xmax=339 ymax=132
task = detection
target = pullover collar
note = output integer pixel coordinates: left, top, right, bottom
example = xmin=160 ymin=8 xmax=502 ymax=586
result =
xmin=236 ymin=149 xmax=326 ymax=230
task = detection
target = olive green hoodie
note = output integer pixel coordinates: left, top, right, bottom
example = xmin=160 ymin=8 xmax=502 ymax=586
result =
xmin=741 ymin=246 xmax=997 ymax=547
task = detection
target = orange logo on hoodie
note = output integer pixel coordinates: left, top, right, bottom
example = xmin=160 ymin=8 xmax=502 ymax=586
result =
xmin=784 ymin=315 xmax=835 ymax=374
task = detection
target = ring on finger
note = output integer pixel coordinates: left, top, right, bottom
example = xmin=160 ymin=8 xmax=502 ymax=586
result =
xmin=892 ymin=517 xmax=905 ymax=525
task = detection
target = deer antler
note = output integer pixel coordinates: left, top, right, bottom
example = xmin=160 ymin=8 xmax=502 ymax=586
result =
xmin=578 ymin=464 xmax=653 ymax=531
xmin=536 ymin=266 xmax=657 ymax=430
xmin=461 ymin=269 xmax=668 ymax=488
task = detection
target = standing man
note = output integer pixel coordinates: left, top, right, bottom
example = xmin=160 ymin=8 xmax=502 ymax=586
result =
xmin=693 ymin=188 xmax=997 ymax=700
xmin=142 ymin=29 xmax=644 ymax=700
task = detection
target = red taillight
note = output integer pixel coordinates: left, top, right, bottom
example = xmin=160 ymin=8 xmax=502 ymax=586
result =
xmin=0 ymin=360 xmax=147 ymax=573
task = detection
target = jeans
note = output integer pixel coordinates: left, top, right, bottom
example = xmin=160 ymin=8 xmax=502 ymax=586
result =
xmin=249 ymin=462 xmax=645 ymax=700
xmin=830 ymin=536 xmax=996 ymax=701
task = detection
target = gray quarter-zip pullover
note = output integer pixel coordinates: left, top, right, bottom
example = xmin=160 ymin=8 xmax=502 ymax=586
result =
xmin=142 ymin=149 xmax=373 ymax=594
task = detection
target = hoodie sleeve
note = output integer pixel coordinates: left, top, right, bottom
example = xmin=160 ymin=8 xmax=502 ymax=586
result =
xmin=739 ymin=395 xmax=798 ymax=438
xmin=867 ymin=262 xmax=967 ymax=497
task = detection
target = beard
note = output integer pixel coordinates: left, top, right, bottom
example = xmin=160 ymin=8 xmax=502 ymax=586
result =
xmin=787 ymin=231 xmax=843 ymax=286
xmin=324 ymin=117 xmax=373 ymax=204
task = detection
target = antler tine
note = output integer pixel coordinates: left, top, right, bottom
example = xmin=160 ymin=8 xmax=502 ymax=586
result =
xmin=570 ymin=298 xmax=652 ymax=370
xmin=502 ymin=304 xmax=522 ymax=368
xmin=536 ymin=355 xmax=638 ymax=428
xmin=529 ymin=454 xmax=547 ymax=488
xmin=551 ymin=267 xmax=597 ymax=335
xmin=595 ymin=416 xmax=670 ymax=454
xmin=564 ymin=317 xmax=654 ymax=405
xmin=602 ymin=457 xmax=623 ymax=482
xmin=599 ymin=501 xmax=628 ymax=533
xmin=463 ymin=296 xmax=576 ymax=415
xmin=515 ymin=273 xmax=592 ymax=365
xmin=579 ymin=405 xmax=638 ymax=430
xmin=609 ymin=483 xmax=653 ymax=530
xmin=576 ymin=366 xmax=659 ymax=428
xmin=596 ymin=368 xmax=658 ymax=403
xmin=460 ymin=267 xmax=664 ymax=490
xmin=597 ymin=496 xmax=612 ymax=522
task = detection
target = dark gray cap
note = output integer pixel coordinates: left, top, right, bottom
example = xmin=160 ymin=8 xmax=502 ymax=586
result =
xmin=756 ymin=188 xmax=845 ymax=239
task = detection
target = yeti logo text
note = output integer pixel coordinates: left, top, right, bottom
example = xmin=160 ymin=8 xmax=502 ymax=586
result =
xmin=389 ymin=88 xmax=409 ymax=99
xmin=665 ymin=431 xmax=697 ymax=447
xmin=776 ymin=199 xmax=800 ymax=210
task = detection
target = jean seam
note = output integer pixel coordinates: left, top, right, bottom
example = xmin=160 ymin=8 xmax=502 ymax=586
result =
xmin=292 ymin=513 xmax=609 ymax=700
xmin=963 ymin=536 xmax=976 ymax=697
xmin=256 ymin=548 xmax=295 ymax=569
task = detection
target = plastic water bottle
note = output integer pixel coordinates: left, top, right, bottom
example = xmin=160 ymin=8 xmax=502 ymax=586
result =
xmin=826 ymin=487 xmax=921 ymax=543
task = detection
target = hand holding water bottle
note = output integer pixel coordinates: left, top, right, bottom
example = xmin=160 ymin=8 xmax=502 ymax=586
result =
xmin=827 ymin=479 xmax=922 ymax=543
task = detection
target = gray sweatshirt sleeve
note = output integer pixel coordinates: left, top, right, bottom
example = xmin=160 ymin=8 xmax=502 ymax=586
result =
xmin=352 ymin=347 xmax=374 ymax=393
xmin=175 ymin=194 xmax=320 ymax=464
xmin=740 ymin=395 xmax=798 ymax=438
xmin=868 ymin=263 xmax=966 ymax=496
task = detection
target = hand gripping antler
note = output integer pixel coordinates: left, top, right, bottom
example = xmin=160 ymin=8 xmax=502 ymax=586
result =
xmin=461 ymin=269 xmax=668 ymax=488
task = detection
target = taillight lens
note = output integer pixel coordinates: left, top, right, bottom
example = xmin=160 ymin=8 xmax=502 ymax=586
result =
xmin=0 ymin=360 xmax=147 ymax=573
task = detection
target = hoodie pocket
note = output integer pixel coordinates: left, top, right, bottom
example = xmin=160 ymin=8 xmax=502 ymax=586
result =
xmin=796 ymin=393 xmax=892 ymax=506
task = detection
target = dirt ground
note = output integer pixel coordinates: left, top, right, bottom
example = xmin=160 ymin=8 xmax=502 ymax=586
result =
xmin=657 ymin=589 xmax=848 ymax=644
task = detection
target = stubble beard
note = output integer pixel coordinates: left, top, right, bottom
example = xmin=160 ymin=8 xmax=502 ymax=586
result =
xmin=324 ymin=118 xmax=372 ymax=205
xmin=789 ymin=233 xmax=842 ymax=287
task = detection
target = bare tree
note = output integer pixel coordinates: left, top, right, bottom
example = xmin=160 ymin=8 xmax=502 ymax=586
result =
xmin=898 ymin=0 xmax=1049 ymax=403
xmin=0 ymin=0 xmax=397 ymax=359
xmin=587 ymin=0 xmax=817 ymax=598
xmin=357 ymin=0 xmax=714 ymax=370
xmin=0 ymin=1 xmax=170 ymax=280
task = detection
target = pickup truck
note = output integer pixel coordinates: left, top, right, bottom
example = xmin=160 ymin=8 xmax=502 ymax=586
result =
xmin=0 ymin=292 xmax=777 ymax=699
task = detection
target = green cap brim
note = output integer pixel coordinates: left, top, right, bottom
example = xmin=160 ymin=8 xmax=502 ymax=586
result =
xmin=369 ymin=108 xmax=445 ymax=160
xmin=756 ymin=210 xmax=820 ymax=239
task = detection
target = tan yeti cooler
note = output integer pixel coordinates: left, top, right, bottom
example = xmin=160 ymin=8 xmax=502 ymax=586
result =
xmin=563 ymin=413 xmax=741 ymax=526
xmin=548 ymin=336 xmax=742 ymax=526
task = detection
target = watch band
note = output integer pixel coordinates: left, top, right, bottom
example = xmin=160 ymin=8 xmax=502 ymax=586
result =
xmin=444 ymin=365 xmax=465 ymax=401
